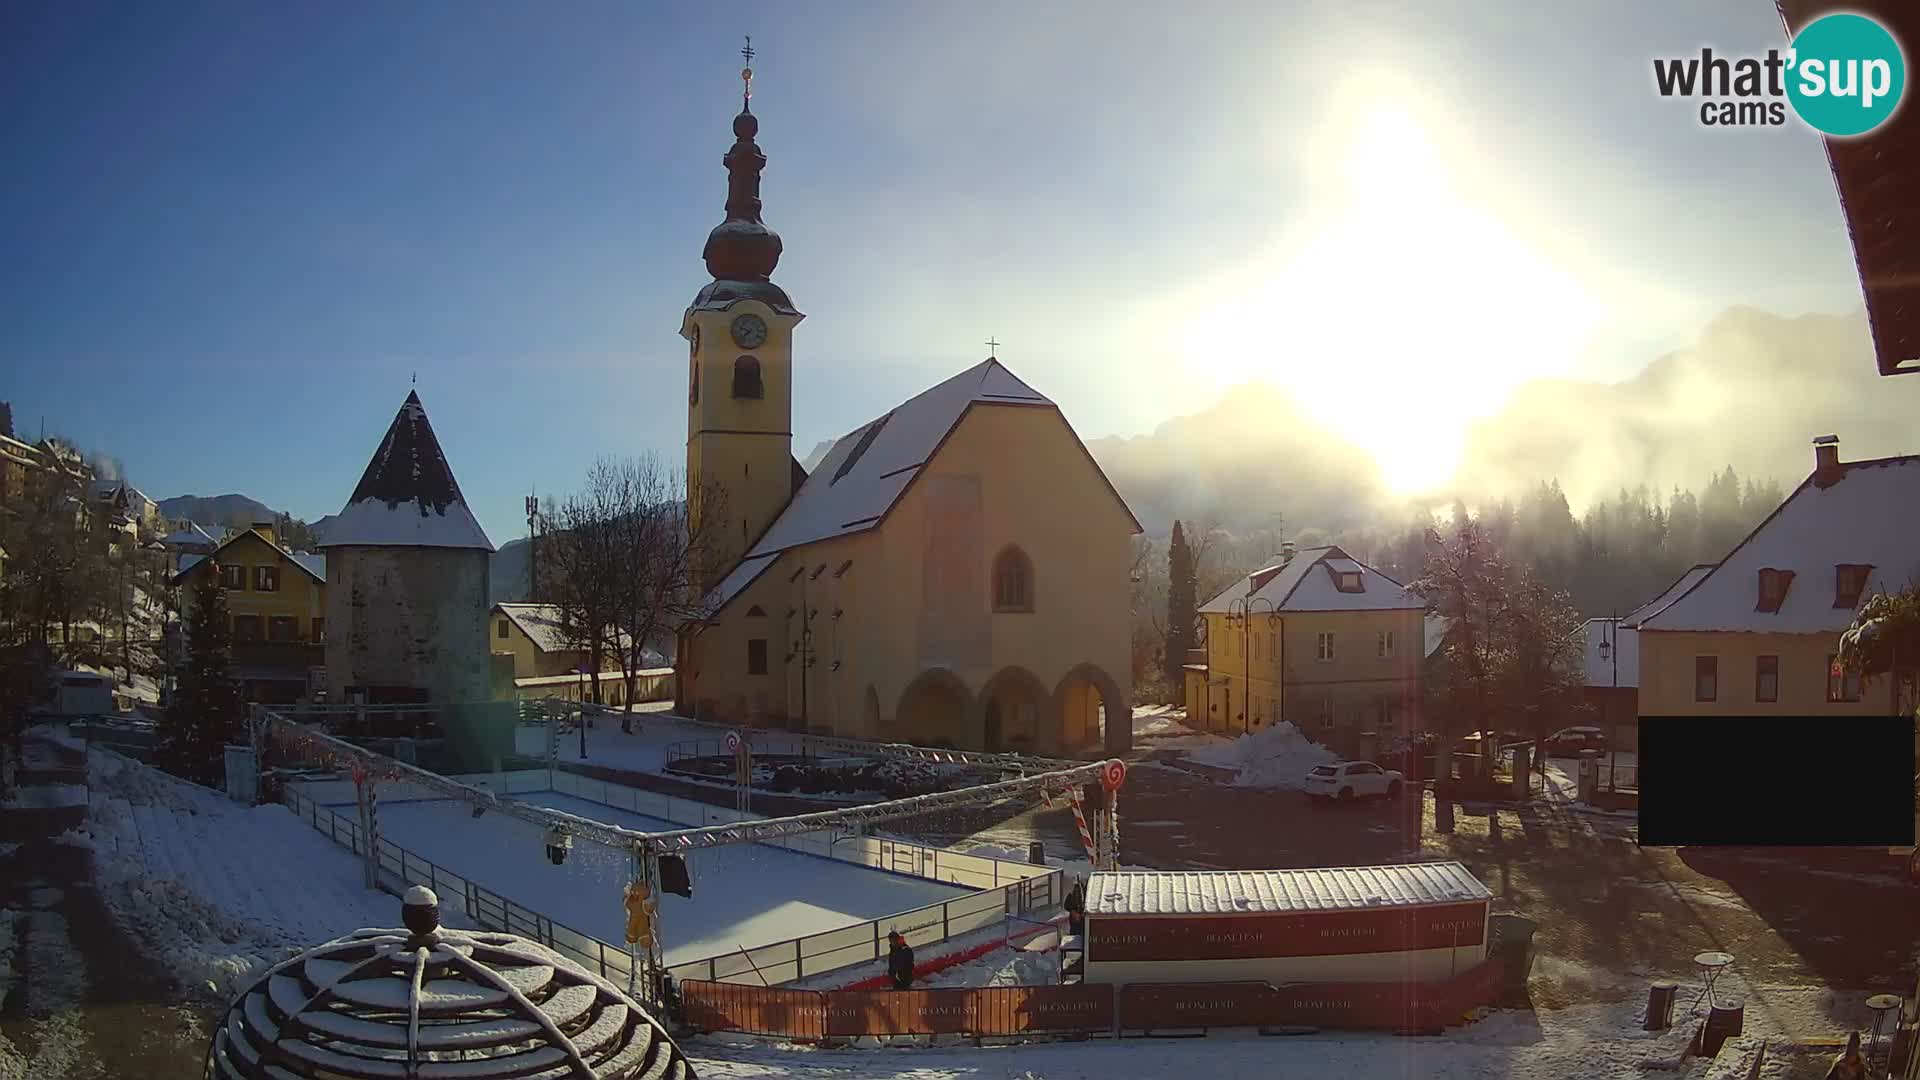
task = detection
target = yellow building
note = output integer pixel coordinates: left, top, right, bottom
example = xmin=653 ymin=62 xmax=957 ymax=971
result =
xmin=1630 ymin=437 xmax=1920 ymax=718
xmin=1186 ymin=544 xmax=1427 ymax=754
xmin=674 ymin=78 xmax=1140 ymax=755
xmin=490 ymin=602 xmax=673 ymax=706
xmin=172 ymin=522 xmax=327 ymax=703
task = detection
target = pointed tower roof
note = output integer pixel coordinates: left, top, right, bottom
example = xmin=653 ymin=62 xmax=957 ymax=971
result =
xmin=690 ymin=39 xmax=799 ymax=317
xmin=317 ymin=391 xmax=494 ymax=551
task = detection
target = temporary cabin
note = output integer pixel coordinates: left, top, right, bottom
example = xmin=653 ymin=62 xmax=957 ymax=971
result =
xmin=1081 ymin=862 xmax=1491 ymax=986
xmin=52 ymin=670 xmax=115 ymax=717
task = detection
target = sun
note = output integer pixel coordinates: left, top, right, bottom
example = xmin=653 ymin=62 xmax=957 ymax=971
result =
xmin=1173 ymin=102 xmax=1607 ymax=496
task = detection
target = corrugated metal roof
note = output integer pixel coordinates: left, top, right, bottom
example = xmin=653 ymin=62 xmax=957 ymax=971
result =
xmin=1084 ymin=862 xmax=1490 ymax=917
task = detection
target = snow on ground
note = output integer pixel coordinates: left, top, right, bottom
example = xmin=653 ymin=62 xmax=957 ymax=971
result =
xmin=2 ymin=783 xmax=88 ymax=810
xmin=1180 ymin=722 xmax=1339 ymax=789
xmin=513 ymin=711 xmax=713 ymax=775
xmin=1130 ymin=706 xmax=1231 ymax=751
xmin=919 ymin=942 xmax=1061 ymax=988
xmin=362 ymin=792 xmax=970 ymax=967
xmin=25 ymin=724 xmax=86 ymax=753
xmin=75 ymin=750 xmax=469 ymax=999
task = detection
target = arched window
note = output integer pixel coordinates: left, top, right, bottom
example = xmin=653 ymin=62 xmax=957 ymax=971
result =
xmin=992 ymin=546 xmax=1034 ymax=613
xmin=732 ymin=356 xmax=763 ymax=399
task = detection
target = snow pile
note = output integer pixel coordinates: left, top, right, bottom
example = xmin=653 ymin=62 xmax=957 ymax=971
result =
xmin=77 ymin=749 xmax=465 ymax=1000
xmin=1183 ymin=722 xmax=1339 ymax=789
xmin=921 ymin=944 xmax=1059 ymax=988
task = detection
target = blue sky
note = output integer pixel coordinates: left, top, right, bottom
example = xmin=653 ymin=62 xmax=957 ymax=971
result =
xmin=0 ymin=1 xmax=1869 ymax=541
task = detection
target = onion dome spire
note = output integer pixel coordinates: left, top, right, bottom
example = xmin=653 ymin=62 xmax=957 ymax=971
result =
xmin=703 ymin=36 xmax=784 ymax=283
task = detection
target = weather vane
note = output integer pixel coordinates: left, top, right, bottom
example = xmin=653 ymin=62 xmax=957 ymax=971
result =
xmin=741 ymin=35 xmax=755 ymax=109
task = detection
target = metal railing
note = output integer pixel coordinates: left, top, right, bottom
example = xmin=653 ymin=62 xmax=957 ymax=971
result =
xmin=278 ymin=771 xmax=1061 ymax=989
xmin=280 ymin=785 xmax=643 ymax=987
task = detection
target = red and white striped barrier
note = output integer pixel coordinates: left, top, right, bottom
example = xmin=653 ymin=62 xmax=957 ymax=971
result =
xmin=1069 ymin=788 xmax=1099 ymax=864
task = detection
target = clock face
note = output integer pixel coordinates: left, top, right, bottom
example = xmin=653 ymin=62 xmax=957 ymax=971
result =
xmin=730 ymin=314 xmax=769 ymax=349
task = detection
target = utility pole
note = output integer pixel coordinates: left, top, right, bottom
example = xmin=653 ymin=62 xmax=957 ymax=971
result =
xmin=525 ymin=493 xmax=539 ymax=602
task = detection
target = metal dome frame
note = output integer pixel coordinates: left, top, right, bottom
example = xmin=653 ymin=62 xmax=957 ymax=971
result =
xmin=205 ymin=910 xmax=692 ymax=1080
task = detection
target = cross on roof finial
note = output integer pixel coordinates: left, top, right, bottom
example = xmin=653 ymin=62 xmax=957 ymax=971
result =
xmin=985 ymin=337 xmax=1000 ymax=359
xmin=741 ymin=36 xmax=754 ymax=109
xmin=411 ymin=371 xmax=417 ymax=386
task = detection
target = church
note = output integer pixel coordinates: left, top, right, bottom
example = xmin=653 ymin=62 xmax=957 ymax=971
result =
xmin=675 ymin=54 xmax=1139 ymax=757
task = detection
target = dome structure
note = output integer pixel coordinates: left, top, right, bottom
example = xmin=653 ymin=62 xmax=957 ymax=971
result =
xmin=206 ymin=887 xmax=691 ymax=1079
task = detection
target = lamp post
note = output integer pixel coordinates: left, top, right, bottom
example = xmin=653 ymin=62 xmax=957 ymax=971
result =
xmin=577 ymin=664 xmax=589 ymax=760
xmin=1598 ymin=613 xmax=1619 ymax=787
xmin=1228 ymin=596 xmax=1278 ymax=736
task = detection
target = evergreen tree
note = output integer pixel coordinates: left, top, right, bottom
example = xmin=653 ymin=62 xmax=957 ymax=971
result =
xmin=160 ymin=563 xmax=244 ymax=786
xmin=1164 ymin=521 xmax=1197 ymax=691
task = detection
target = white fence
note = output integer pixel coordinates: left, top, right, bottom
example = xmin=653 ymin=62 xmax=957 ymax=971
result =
xmin=278 ymin=768 xmax=1062 ymax=987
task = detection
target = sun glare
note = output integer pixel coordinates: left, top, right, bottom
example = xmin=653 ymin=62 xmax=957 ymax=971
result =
xmin=1175 ymin=102 xmax=1607 ymax=496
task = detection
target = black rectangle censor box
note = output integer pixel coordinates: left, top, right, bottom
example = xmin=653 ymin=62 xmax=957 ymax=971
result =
xmin=1638 ymin=716 xmax=1915 ymax=846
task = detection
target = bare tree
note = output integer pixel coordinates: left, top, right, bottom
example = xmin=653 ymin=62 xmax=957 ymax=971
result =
xmin=604 ymin=457 xmax=724 ymax=733
xmin=544 ymin=456 xmax=725 ymax=733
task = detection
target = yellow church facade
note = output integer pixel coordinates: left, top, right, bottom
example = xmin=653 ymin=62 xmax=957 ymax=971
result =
xmin=673 ymin=67 xmax=1138 ymax=756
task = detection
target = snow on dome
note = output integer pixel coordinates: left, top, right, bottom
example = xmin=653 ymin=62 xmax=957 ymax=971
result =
xmin=317 ymin=391 xmax=494 ymax=552
xmin=404 ymin=885 xmax=438 ymax=906
xmin=206 ymin=897 xmax=689 ymax=1079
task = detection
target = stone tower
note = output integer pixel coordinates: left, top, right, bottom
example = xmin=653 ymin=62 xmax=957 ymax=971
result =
xmin=318 ymin=391 xmax=495 ymax=726
xmin=682 ymin=48 xmax=804 ymax=595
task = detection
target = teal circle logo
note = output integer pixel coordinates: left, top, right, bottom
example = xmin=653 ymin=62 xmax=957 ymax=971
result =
xmin=1786 ymin=13 xmax=1906 ymax=137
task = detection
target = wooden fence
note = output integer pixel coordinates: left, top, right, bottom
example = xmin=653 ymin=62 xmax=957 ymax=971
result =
xmin=680 ymin=960 xmax=1502 ymax=1040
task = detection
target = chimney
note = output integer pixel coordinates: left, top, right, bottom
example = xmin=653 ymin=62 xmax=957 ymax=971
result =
xmin=1812 ymin=435 xmax=1842 ymax=489
xmin=251 ymin=519 xmax=278 ymax=547
xmin=1280 ymin=540 xmax=1296 ymax=564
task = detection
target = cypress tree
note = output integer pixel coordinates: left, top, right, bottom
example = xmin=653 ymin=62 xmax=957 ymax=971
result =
xmin=1164 ymin=521 xmax=1196 ymax=692
xmin=160 ymin=562 xmax=245 ymax=786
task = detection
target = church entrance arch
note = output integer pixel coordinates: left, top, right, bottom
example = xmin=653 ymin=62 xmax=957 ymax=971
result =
xmin=895 ymin=668 xmax=974 ymax=749
xmin=1052 ymin=663 xmax=1129 ymax=756
xmin=979 ymin=666 xmax=1049 ymax=754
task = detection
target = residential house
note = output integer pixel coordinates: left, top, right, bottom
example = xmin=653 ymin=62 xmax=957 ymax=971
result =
xmin=1573 ymin=565 xmax=1712 ymax=748
xmin=1629 ymin=436 xmax=1920 ymax=718
xmin=489 ymin=602 xmax=674 ymax=706
xmin=161 ymin=521 xmax=222 ymax=559
xmin=673 ymin=86 xmax=1139 ymax=754
xmin=0 ymin=433 xmax=41 ymax=504
xmin=1187 ymin=543 xmax=1427 ymax=755
xmin=172 ymin=521 xmax=327 ymax=704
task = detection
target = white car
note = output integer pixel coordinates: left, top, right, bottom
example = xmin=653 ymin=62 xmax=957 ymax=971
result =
xmin=1305 ymin=761 xmax=1404 ymax=801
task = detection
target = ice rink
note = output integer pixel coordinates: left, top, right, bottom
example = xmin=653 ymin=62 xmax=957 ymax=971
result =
xmin=358 ymin=792 xmax=971 ymax=966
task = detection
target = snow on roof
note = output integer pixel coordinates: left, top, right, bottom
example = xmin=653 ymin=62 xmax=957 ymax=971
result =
xmin=171 ymin=532 xmax=325 ymax=584
xmin=162 ymin=522 xmax=220 ymax=547
xmin=704 ymin=358 xmax=1136 ymax=610
xmin=1199 ymin=546 xmax=1424 ymax=614
xmin=1085 ymin=862 xmax=1491 ymax=917
xmin=1577 ymin=618 xmax=1638 ymax=688
xmin=317 ymin=391 xmax=494 ymax=551
xmin=493 ymin=604 xmax=663 ymax=664
xmin=1635 ymin=455 xmax=1920 ymax=633
xmin=1621 ymin=564 xmax=1716 ymax=628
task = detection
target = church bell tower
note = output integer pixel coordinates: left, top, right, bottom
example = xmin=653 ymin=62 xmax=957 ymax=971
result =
xmin=683 ymin=38 xmax=803 ymax=595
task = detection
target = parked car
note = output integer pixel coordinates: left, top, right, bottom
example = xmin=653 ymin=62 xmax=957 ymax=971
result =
xmin=1543 ymin=726 xmax=1608 ymax=757
xmin=1305 ymin=761 xmax=1404 ymax=801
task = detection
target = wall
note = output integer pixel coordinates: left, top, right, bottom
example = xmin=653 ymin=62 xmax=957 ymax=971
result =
xmin=686 ymin=298 xmax=799 ymax=594
xmin=688 ymin=403 xmax=1135 ymax=754
xmin=1199 ymin=607 xmax=1424 ymax=745
xmin=1638 ymin=630 xmax=1901 ymax=716
xmin=325 ymin=546 xmax=491 ymax=706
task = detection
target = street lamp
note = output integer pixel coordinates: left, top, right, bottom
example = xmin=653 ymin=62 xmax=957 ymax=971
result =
xmin=1227 ymin=596 xmax=1278 ymax=736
